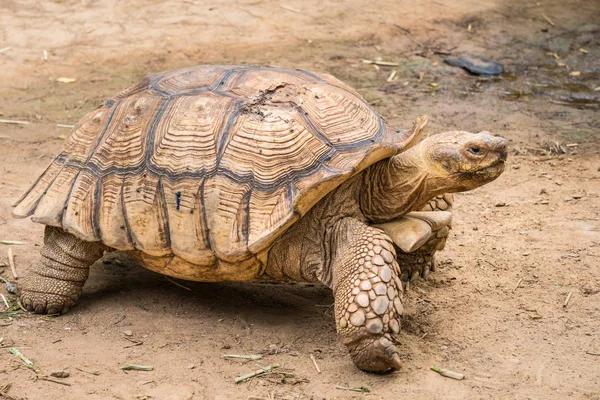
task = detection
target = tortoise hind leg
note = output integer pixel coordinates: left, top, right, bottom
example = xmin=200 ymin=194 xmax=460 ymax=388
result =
xmin=19 ymin=226 xmax=104 ymax=314
xmin=326 ymin=218 xmax=404 ymax=372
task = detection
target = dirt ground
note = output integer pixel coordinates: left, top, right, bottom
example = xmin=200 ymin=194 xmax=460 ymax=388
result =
xmin=0 ymin=0 xmax=599 ymax=399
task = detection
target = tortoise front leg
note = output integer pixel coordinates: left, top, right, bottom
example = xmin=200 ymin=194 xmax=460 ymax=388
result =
xmin=395 ymin=215 xmax=451 ymax=281
xmin=374 ymin=195 xmax=454 ymax=282
xmin=399 ymin=193 xmax=454 ymax=281
xmin=19 ymin=226 xmax=104 ymax=314
xmin=326 ymin=218 xmax=404 ymax=371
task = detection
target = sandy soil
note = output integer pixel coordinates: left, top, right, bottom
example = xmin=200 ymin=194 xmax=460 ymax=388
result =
xmin=0 ymin=0 xmax=599 ymax=399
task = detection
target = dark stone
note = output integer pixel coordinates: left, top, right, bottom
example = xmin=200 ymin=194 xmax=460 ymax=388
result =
xmin=5 ymin=281 xmax=17 ymax=294
xmin=444 ymin=55 xmax=504 ymax=76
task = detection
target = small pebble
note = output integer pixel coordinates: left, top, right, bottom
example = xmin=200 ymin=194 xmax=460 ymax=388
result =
xmin=5 ymin=281 xmax=17 ymax=294
xmin=444 ymin=54 xmax=503 ymax=76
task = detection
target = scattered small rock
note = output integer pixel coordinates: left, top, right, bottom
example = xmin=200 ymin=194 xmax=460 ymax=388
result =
xmin=50 ymin=371 xmax=70 ymax=378
xmin=444 ymin=55 xmax=503 ymax=76
xmin=123 ymin=330 xmax=133 ymax=337
xmin=581 ymin=285 xmax=600 ymax=295
xmin=5 ymin=281 xmax=17 ymax=294
xmin=495 ymin=202 xmax=507 ymax=207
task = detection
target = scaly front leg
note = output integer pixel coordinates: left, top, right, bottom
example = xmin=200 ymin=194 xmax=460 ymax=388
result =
xmin=398 ymin=193 xmax=454 ymax=281
xmin=325 ymin=218 xmax=404 ymax=371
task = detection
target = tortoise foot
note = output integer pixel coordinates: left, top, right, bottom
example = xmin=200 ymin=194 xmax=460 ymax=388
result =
xmin=346 ymin=334 xmax=403 ymax=372
xmin=18 ymin=226 xmax=104 ymax=315
xmin=399 ymin=252 xmax=435 ymax=281
xmin=20 ymin=287 xmax=76 ymax=315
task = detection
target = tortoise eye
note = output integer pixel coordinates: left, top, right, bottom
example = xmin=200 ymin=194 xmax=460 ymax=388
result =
xmin=468 ymin=146 xmax=482 ymax=155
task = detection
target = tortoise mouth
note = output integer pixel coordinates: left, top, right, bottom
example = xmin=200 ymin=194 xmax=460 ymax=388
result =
xmin=470 ymin=158 xmax=505 ymax=178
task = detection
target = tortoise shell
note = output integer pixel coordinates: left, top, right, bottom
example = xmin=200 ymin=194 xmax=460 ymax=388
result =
xmin=13 ymin=65 xmax=423 ymax=273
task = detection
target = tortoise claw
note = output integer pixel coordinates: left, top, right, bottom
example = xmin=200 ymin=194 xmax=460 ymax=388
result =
xmin=346 ymin=335 xmax=404 ymax=372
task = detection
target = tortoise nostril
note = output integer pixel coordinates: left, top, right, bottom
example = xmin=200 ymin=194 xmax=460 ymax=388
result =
xmin=494 ymin=139 xmax=508 ymax=160
xmin=495 ymin=140 xmax=507 ymax=152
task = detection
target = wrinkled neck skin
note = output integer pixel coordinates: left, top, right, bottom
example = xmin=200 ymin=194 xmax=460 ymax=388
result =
xmin=360 ymin=145 xmax=448 ymax=223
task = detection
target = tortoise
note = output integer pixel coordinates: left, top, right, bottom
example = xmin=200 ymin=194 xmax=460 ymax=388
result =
xmin=12 ymin=65 xmax=506 ymax=371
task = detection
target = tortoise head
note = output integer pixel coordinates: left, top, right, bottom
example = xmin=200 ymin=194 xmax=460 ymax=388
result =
xmin=418 ymin=131 xmax=507 ymax=192
xmin=361 ymin=128 xmax=507 ymax=223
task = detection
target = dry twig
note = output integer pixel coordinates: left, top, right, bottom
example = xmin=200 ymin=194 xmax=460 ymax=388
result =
xmin=541 ymin=13 xmax=555 ymax=26
xmin=123 ymin=337 xmax=143 ymax=348
xmin=431 ymin=366 xmax=465 ymax=380
xmin=336 ymin=385 xmax=370 ymax=393
xmin=362 ymin=59 xmax=399 ymax=67
xmin=513 ymin=278 xmax=523 ymax=292
xmin=165 ymin=276 xmax=192 ymax=291
xmin=75 ymin=367 xmax=100 ymax=375
xmin=9 ymin=347 xmax=38 ymax=372
xmin=235 ymin=364 xmax=278 ymax=383
xmin=36 ymin=377 xmax=71 ymax=386
xmin=223 ymin=354 xmax=262 ymax=360
xmin=386 ymin=69 xmax=398 ymax=82
xmin=7 ymin=248 xmax=17 ymax=280
xmin=563 ymin=292 xmax=572 ymax=308
xmin=309 ymin=354 xmax=321 ymax=373
xmin=120 ymin=364 xmax=153 ymax=371
xmin=0 ymin=293 xmax=9 ymax=310
xmin=0 ymin=119 xmax=30 ymax=125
